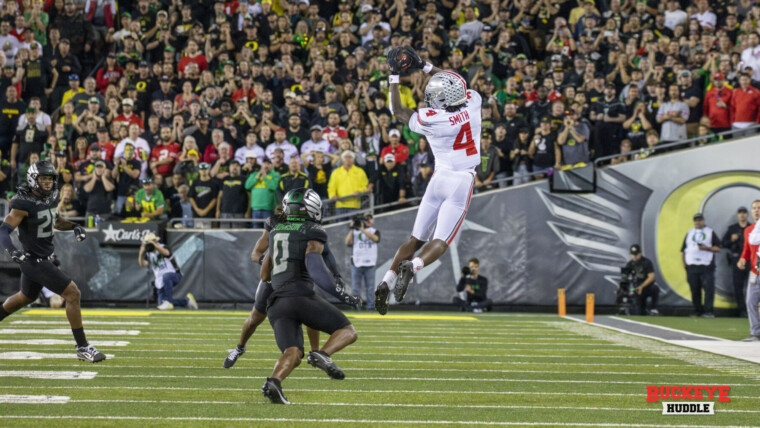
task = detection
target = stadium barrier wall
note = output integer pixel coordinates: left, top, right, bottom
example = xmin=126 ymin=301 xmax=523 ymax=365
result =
xmin=0 ymin=137 xmax=758 ymax=308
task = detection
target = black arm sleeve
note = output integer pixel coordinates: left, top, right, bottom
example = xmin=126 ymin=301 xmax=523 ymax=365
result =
xmin=322 ymin=242 xmax=342 ymax=278
xmin=456 ymin=276 xmax=467 ymax=292
xmin=0 ymin=222 xmax=18 ymax=254
xmin=305 ymin=251 xmax=343 ymax=300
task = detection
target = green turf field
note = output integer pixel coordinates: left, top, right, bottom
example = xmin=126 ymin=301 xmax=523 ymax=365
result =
xmin=1 ymin=309 xmax=759 ymax=427
xmin=620 ymin=315 xmax=752 ymax=341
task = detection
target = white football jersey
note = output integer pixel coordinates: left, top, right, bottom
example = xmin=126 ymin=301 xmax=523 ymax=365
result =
xmin=408 ymin=89 xmax=482 ymax=172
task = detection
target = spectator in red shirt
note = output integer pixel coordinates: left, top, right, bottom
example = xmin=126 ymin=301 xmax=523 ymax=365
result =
xmin=231 ymin=73 xmax=256 ymax=106
xmin=703 ymin=72 xmax=733 ymax=134
xmin=93 ymin=126 xmax=117 ymax=162
xmin=95 ymin=53 xmax=124 ymax=93
xmin=177 ymin=39 xmax=207 ymax=78
xmin=730 ymin=73 xmax=760 ymax=137
xmin=321 ymin=111 xmax=347 ymax=150
xmin=150 ymin=125 xmax=181 ymax=187
xmin=380 ymin=129 xmax=409 ymax=165
xmin=114 ymin=98 xmax=144 ymax=130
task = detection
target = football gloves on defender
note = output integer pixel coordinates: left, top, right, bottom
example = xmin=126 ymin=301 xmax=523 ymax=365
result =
xmin=342 ymin=293 xmax=363 ymax=310
xmin=388 ymin=46 xmax=424 ymax=75
xmin=74 ymin=226 xmax=86 ymax=242
xmin=9 ymin=248 xmax=30 ymax=264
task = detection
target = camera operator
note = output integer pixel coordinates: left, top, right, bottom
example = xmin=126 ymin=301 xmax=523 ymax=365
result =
xmin=621 ymin=244 xmax=659 ymax=315
xmin=138 ymin=234 xmax=198 ymax=311
xmin=453 ymin=258 xmax=492 ymax=312
xmin=345 ymin=213 xmax=380 ymax=310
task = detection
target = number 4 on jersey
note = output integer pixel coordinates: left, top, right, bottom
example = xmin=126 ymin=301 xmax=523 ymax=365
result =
xmin=453 ymin=122 xmax=477 ymax=156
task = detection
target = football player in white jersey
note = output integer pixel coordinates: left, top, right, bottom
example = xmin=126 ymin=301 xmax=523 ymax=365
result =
xmin=375 ymin=47 xmax=482 ymax=315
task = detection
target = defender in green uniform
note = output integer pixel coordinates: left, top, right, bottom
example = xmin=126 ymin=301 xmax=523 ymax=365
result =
xmin=261 ymin=188 xmax=361 ymax=404
xmin=0 ymin=161 xmax=106 ymax=363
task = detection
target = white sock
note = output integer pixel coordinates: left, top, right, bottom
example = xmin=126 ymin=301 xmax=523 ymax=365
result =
xmin=382 ymin=270 xmax=397 ymax=285
xmin=411 ymin=257 xmax=424 ymax=273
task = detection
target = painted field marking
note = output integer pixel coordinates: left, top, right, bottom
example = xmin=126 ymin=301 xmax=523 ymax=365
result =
xmin=12 ymin=321 xmax=150 ymax=326
xmin=0 ymin=352 xmax=115 ymax=360
xmin=5 ymin=385 xmax=760 ymax=399
xmin=0 ymin=395 xmax=70 ymax=404
xmin=0 ymin=329 xmax=140 ymax=336
xmin=22 ymin=310 xmax=151 ymax=317
xmin=64 ymin=399 xmax=760 ymax=413
xmin=0 ymin=340 xmax=129 ymax=346
xmin=91 ymin=374 xmax=760 ymax=386
xmin=346 ymin=314 xmax=477 ymax=321
xmin=0 ymin=415 xmax=751 ymax=427
xmin=0 ymin=370 xmax=97 ymax=380
xmin=608 ymin=316 xmax=729 ymax=341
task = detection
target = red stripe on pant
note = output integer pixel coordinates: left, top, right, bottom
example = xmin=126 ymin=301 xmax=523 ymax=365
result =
xmin=445 ymin=177 xmax=475 ymax=245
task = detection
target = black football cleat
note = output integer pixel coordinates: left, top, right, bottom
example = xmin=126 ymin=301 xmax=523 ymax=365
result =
xmin=262 ymin=377 xmax=290 ymax=404
xmin=307 ymin=350 xmax=345 ymax=380
xmin=223 ymin=345 xmax=245 ymax=368
xmin=375 ymin=281 xmax=390 ymax=315
xmin=394 ymin=260 xmax=414 ymax=302
xmin=76 ymin=344 xmax=106 ymax=363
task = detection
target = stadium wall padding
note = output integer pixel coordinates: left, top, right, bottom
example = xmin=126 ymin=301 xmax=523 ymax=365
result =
xmin=1 ymin=137 xmax=758 ymax=307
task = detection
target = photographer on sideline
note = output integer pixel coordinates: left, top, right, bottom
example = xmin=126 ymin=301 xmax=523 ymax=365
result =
xmin=345 ymin=213 xmax=380 ymax=310
xmin=453 ymin=258 xmax=492 ymax=312
xmin=138 ymin=233 xmax=198 ymax=311
xmin=621 ymin=244 xmax=659 ymax=315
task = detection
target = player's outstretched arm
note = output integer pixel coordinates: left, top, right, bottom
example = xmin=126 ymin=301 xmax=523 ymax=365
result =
xmin=1 ymin=210 xmax=29 ymax=262
xmin=54 ymin=216 xmax=86 ymax=242
xmin=305 ymin=240 xmax=361 ymax=308
xmin=389 ymin=80 xmax=414 ymax=125
xmin=250 ymin=230 xmax=270 ymax=264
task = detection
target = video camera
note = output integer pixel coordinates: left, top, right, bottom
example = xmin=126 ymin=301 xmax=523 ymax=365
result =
xmin=351 ymin=213 xmax=370 ymax=230
xmin=616 ymin=266 xmax=637 ymax=315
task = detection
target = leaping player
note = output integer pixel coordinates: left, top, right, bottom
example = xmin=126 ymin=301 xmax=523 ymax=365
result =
xmin=375 ymin=47 xmax=482 ymax=315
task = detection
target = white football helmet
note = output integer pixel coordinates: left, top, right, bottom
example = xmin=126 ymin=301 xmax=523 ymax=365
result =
xmin=424 ymin=71 xmax=467 ymax=110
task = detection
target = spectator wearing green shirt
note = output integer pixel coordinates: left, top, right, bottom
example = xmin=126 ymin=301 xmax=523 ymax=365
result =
xmin=245 ymin=158 xmax=280 ymax=223
xmin=135 ymin=177 xmax=166 ymax=220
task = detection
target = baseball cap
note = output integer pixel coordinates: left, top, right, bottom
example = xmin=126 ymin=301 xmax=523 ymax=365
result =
xmin=713 ymin=72 xmax=725 ymax=80
xmin=553 ymin=67 xmax=564 ymax=73
xmin=95 ymin=160 xmax=106 ymax=167
xmin=680 ymin=70 xmax=692 ymax=78
xmin=187 ymin=149 xmax=199 ymax=157
xmin=198 ymin=162 xmax=211 ymax=170
xmin=551 ymin=54 xmax=562 ymax=61
xmin=285 ymin=91 xmax=297 ymax=99
xmin=384 ymin=153 xmax=396 ymax=162
xmin=540 ymin=116 xmax=551 ymax=123
xmin=122 ymin=98 xmax=134 ymax=106
xmin=275 ymin=127 xmax=286 ymax=134
xmin=388 ymin=129 xmax=401 ymax=137
xmin=738 ymin=206 xmax=748 ymax=213
xmin=244 ymin=151 xmax=258 ymax=159
xmin=693 ymin=213 xmax=704 ymax=220
xmin=89 ymin=143 xmax=101 ymax=151
xmin=630 ymin=244 xmax=641 ymax=255
xmin=516 ymin=53 xmax=527 ymax=60
xmin=139 ymin=60 xmax=149 ymax=67
xmin=159 ymin=75 xmax=171 ymax=81
xmin=141 ymin=177 xmax=153 ymax=184
xmin=88 ymin=97 xmax=99 ymax=104
xmin=310 ymin=125 xmax=323 ymax=132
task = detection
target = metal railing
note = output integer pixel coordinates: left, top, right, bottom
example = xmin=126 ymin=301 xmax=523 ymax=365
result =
xmin=594 ymin=124 xmax=760 ymax=166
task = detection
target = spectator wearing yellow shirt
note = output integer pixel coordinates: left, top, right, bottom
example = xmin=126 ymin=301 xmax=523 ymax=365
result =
xmin=61 ymin=74 xmax=85 ymax=108
xmin=328 ymin=150 xmax=370 ymax=218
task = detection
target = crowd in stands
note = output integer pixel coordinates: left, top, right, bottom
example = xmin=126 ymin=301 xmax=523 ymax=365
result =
xmin=0 ymin=0 xmax=759 ymax=226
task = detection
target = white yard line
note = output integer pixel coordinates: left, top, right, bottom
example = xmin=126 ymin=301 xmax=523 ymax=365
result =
xmin=0 ymin=340 xmax=129 ymax=346
xmin=4 ymin=385 xmax=760 ymax=399
xmin=0 ymin=352 xmax=115 ymax=360
xmin=0 ymin=329 xmax=140 ymax=336
xmin=607 ymin=316 xmax=729 ymax=341
xmin=0 ymin=395 xmax=70 ymax=404
xmin=91 ymin=374 xmax=760 ymax=386
xmin=11 ymin=321 xmax=150 ymax=326
xmin=0 ymin=370 xmax=97 ymax=379
xmin=0 ymin=415 xmax=752 ymax=427
xmin=64 ymin=399 xmax=760 ymax=413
